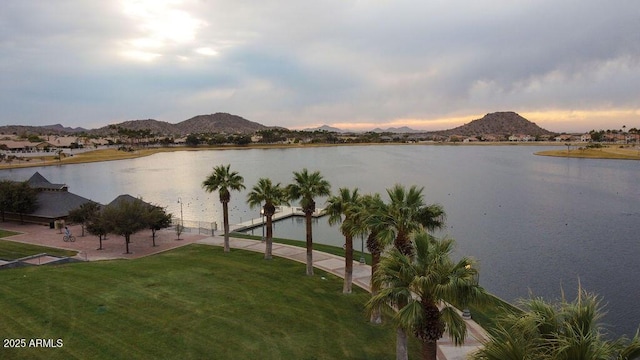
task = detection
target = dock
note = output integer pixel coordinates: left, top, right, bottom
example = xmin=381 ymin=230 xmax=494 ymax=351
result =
xmin=231 ymin=206 xmax=325 ymax=232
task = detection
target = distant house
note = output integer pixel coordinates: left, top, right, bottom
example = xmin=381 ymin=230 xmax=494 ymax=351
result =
xmin=580 ymin=134 xmax=592 ymax=142
xmin=554 ymin=134 xmax=573 ymax=142
xmin=509 ymin=134 xmax=533 ymax=142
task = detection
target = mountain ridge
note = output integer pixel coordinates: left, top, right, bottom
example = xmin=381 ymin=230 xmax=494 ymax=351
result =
xmin=0 ymin=111 xmax=557 ymax=137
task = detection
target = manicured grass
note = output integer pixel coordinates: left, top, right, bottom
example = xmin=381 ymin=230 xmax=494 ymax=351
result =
xmin=466 ymin=294 xmax=523 ymax=332
xmin=0 ymin=239 xmax=78 ymax=261
xmin=0 ymin=229 xmax=20 ymax=238
xmin=232 ymin=232 xmax=523 ymax=332
xmin=0 ymin=244 xmax=419 ymax=359
xmin=230 ymin=232 xmax=373 ymax=265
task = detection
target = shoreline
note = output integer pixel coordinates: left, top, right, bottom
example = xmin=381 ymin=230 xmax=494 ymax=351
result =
xmin=535 ymin=146 xmax=640 ymax=160
xmin=0 ymin=141 xmax=618 ymax=170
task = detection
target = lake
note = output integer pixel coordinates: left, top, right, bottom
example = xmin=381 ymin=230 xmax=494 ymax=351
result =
xmin=2 ymin=144 xmax=639 ymax=337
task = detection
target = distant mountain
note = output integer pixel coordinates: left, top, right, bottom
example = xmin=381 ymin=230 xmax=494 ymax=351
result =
xmin=436 ymin=112 xmax=555 ymax=136
xmin=371 ymin=126 xmax=420 ymax=133
xmin=0 ymin=111 xmax=555 ymax=138
xmin=303 ymin=125 xmax=346 ymax=133
xmin=0 ymin=124 xmax=78 ymax=136
xmin=90 ymin=119 xmax=176 ymax=136
xmin=89 ymin=113 xmax=268 ymax=136
xmin=42 ymin=124 xmax=88 ymax=133
xmin=177 ymin=113 xmax=267 ymax=134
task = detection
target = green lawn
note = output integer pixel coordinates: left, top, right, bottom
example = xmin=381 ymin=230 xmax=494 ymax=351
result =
xmin=0 ymin=237 xmax=78 ymax=261
xmin=0 ymin=244 xmax=419 ymax=359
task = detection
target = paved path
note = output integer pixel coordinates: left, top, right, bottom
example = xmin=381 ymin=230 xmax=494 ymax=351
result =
xmin=197 ymin=234 xmax=487 ymax=360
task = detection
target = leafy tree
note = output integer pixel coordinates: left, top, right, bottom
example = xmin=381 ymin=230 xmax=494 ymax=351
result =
xmin=0 ymin=180 xmax=15 ymax=221
xmin=145 ymin=205 xmax=172 ymax=247
xmin=86 ymin=210 xmax=109 ymax=250
xmin=471 ymin=288 xmax=640 ymax=360
xmin=202 ymin=164 xmax=245 ymax=253
xmin=368 ymin=232 xmax=488 ymax=360
xmin=325 ymin=187 xmax=361 ymax=293
xmin=102 ymin=198 xmax=150 ymax=254
xmin=287 ymin=169 xmax=331 ymax=276
xmin=247 ymin=178 xmax=289 ymax=260
xmin=185 ymin=134 xmax=200 ymax=147
xmin=12 ymin=182 xmax=38 ymax=224
xmin=67 ymin=202 xmax=100 ymax=236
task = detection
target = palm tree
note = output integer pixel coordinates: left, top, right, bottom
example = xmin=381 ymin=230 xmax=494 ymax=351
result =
xmin=368 ymin=231 xmax=487 ymax=360
xmin=202 ymin=164 xmax=245 ymax=253
xmin=247 ymin=178 xmax=288 ymax=260
xmin=325 ymin=187 xmax=361 ymax=293
xmin=372 ymin=184 xmax=446 ymax=255
xmin=361 ymin=193 xmax=387 ymax=323
xmin=471 ymin=287 xmax=640 ymax=360
xmin=286 ymin=168 xmax=331 ymax=276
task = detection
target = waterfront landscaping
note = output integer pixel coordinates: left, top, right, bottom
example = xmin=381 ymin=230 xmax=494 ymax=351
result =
xmin=0 ymin=244 xmax=419 ymax=359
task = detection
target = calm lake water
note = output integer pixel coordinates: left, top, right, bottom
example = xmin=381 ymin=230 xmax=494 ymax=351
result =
xmin=2 ymin=145 xmax=639 ymax=337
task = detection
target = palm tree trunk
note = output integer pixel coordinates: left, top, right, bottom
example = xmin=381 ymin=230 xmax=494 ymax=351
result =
xmin=422 ymin=340 xmax=437 ymax=360
xmin=265 ymin=214 xmax=273 ymax=260
xmin=305 ymin=212 xmax=313 ymax=276
xmin=370 ymin=251 xmax=382 ymax=323
xmin=343 ymin=233 xmax=353 ymax=294
xmin=396 ymin=328 xmax=408 ymax=360
xmin=222 ymin=201 xmax=230 ymax=252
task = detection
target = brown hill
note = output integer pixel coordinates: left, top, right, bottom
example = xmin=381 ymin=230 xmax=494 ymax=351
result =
xmin=436 ymin=112 xmax=555 ymax=137
xmin=88 ymin=113 xmax=268 ymax=136
xmin=177 ymin=113 xmax=268 ymax=134
xmin=87 ymin=119 xmax=176 ymax=137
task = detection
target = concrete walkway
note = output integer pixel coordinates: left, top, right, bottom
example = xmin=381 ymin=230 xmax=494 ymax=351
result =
xmin=197 ymin=234 xmax=487 ymax=360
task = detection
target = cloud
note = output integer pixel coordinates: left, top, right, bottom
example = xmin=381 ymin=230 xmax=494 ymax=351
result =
xmin=1 ymin=0 xmax=639 ymax=131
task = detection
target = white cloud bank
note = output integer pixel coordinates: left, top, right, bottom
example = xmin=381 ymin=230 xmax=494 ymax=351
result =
xmin=0 ymin=0 xmax=638 ymax=132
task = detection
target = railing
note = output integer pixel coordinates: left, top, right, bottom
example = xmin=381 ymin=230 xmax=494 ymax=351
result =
xmin=171 ymin=218 xmax=217 ymax=236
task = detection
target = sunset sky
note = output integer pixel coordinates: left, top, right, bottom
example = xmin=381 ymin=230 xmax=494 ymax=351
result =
xmin=1 ymin=1 xmax=638 ymax=133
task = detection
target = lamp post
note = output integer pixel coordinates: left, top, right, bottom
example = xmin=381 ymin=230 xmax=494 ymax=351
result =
xmin=177 ymin=197 xmax=184 ymax=229
xmin=462 ymin=264 xmax=473 ymax=320
xmin=359 ymin=234 xmax=365 ymax=264
xmin=261 ymin=208 xmax=265 ymax=242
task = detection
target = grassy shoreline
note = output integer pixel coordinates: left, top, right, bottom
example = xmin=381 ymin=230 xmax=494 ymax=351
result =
xmin=535 ymin=146 xmax=640 ymax=160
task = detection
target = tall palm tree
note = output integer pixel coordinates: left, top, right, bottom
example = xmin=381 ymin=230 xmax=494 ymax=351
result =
xmin=247 ymin=178 xmax=288 ymax=260
xmin=471 ymin=287 xmax=640 ymax=360
xmin=325 ymin=187 xmax=361 ymax=294
xmin=368 ymin=231 xmax=487 ymax=360
xmin=202 ymin=164 xmax=245 ymax=253
xmin=287 ymin=168 xmax=331 ymax=276
xmin=340 ymin=192 xmax=387 ymax=320
xmin=373 ymin=184 xmax=446 ymax=255
xmin=362 ymin=193 xmax=387 ymax=323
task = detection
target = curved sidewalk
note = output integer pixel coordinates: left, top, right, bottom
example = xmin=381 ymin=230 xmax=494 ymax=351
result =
xmin=197 ymin=234 xmax=487 ymax=360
